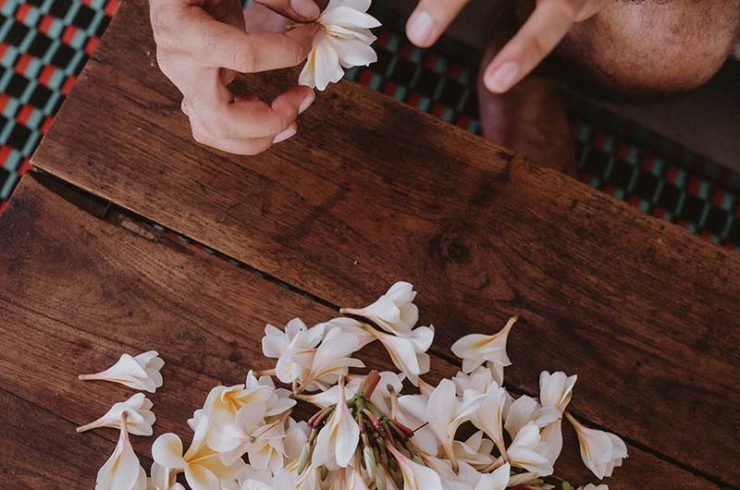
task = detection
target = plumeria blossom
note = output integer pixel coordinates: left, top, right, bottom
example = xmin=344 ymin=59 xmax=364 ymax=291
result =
xmin=311 ymin=377 xmax=360 ymax=468
xmin=209 ymin=402 xmax=288 ymax=471
xmin=152 ymin=417 xmax=243 ymax=490
xmin=388 ymin=445 xmax=443 ymax=490
xmin=506 ymin=422 xmax=554 ymax=476
xmin=364 ymin=323 xmax=433 ymax=385
xmin=297 ymin=319 xmax=373 ymax=392
xmin=81 ymin=282 xmax=627 ymax=490
xmin=341 ymin=281 xmax=419 ymax=336
xmin=470 ymin=382 xmax=508 ymax=456
xmin=394 ymin=393 xmax=438 ymax=455
xmin=566 ymin=413 xmax=628 ymax=479
xmin=96 ymin=414 xmax=148 ymax=490
xmin=453 ymin=431 xmax=495 ymax=467
xmin=298 ymin=0 xmax=381 ymax=91
xmin=426 ymin=379 xmax=485 ymax=469
xmin=578 ymin=485 xmax=609 ymax=490
xmin=242 ymin=371 xmax=298 ymax=418
xmin=77 ymin=393 xmax=155 ymax=436
xmin=79 ymin=351 xmax=164 ymax=393
xmin=147 ymin=463 xmax=185 ymax=490
xmin=450 ymin=316 xmax=517 ymax=382
xmin=263 ymin=319 xmax=325 ymax=385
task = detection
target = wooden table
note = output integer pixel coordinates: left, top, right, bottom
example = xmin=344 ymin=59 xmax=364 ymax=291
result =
xmin=1 ymin=0 xmax=738 ymax=487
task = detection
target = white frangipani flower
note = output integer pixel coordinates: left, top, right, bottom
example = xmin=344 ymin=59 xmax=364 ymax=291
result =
xmin=299 ymin=0 xmax=381 ymax=91
xmin=424 ymin=457 xmax=480 ymax=490
xmin=450 ymin=316 xmax=517 ymax=381
xmin=297 ymin=319 xmax=372 ymax=391
xmin=246 ymin=371 xmax=297 ymax=417
xmin=147 ymin=463 xmax=185 ymax=490
xmin=531 ymin=372 xmax=577 ymax=467
xmin=470 ymin=383 xmax=508 ymax=456
xmin=506 ymin=422 xmax=554 ymax=476
xmin=566 ymin=413 xmax=628 ymax=479
xmin=311 ymin=378 xmax=360 ymax=468
xmin=296 ymin=377 xmax=362 ymax=409
xmin=341 ymin=281 xmax=419 ymax=336
xmin=201 ymin=381 xmax=272 ymax=430
xmin=366 ymin=370 xmax=405 ymax=414
xmin=426 ymin=379 xmax=485 ymax=468
xmin=474 ymin=462 xmax=510 ymax=490
xmin=284 ymin=418 xmax=310 ymax=463
xmin=77 ymin=393 xmax=155 ymax=436
xmin=365 ymin=323 xmax=433 ymax=386
xmin=152 ymin=417 xmax=242 ymax=490
xmin=578 ymin=485 xmax=609 ymax=490
xmin=452 ymin=431 xmax=495 ymax=467
xmin=394 ymin=394 xmax=438 ymax=455
xmin=387 ymin=445 xmax=443 ymax=490
xmin=210 ymin=402 xmax=287 ymax=472
xmin=504 ymin=395 xmax=561 ymax=440
xmin=79 ymin=351 xmax=164 ymax=393
xmin=96 ymin=414 xmax=148 ymax=490
xmin=539 ymin=371 xmax=578 ymax=412
xmin=263 ymin=319 xmax=325 ymax=385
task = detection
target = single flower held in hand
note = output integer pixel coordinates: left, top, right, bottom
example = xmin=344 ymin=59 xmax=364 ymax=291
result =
xmin=299 ymin=0 xmax=381 ymax=91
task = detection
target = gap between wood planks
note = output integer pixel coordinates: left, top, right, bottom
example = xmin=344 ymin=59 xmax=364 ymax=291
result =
xmin=25 ymin=169 xmax=737 ymax=490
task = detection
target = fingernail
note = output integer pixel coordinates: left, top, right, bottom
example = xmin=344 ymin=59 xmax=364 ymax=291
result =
xmin=273 ymin=126 xmax=296 ymax=144
xmin=407 ymin=11 xmax=434 ymax=46
xmin=299 ymin=92 xmax=315 ymax=114
xmin=291 ymin=0 xmax=320 ymax=19
xmin=486 ymin=61 xmax=520 ymax=93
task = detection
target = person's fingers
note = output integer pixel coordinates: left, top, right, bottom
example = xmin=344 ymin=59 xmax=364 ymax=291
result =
xmin=254 ymin=0 xmax=320 ymax=22
xmin=189 ymin=81 xmax=315 ymax=139
xmin=483 ymin=0 xmax=581 ymax=93
xmin=406 ymin=0 xmax=471 ymax=48
xmin=153 ymin=5 xmax=319 ymax=73
xmin=189 ymin=107 xmax=288 ymax=155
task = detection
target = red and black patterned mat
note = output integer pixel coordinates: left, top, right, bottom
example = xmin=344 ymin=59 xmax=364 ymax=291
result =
xmin=1 ymin=0 xmax=738 ymax=248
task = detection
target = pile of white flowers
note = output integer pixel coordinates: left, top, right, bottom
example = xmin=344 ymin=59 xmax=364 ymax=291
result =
xmin=79 ymin=282 xmax=627 ymax=490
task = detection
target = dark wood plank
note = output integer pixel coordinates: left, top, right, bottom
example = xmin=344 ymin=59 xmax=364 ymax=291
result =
xmin=0 ymin=389 xmax=117 ymax=489
xmin=30 ymin=1 xmax=740 ymax=481
xmin=0 ymin=176 xmax=721 ymax=489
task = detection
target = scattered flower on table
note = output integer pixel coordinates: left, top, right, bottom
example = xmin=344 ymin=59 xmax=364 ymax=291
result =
xmin=566 ymin=412 xmax=629 ymax=480
xmin=77 ymin=393 xmax=155 ymax=436
xmin=80 ymin=281 xmax=627 ymax=489
xmin=79 ymin=351 xmax=164 ymax=393
xmin=298 ymin=0 xmax=381 ymax=91
xmin=95 ymin=414 xmax=148 ymax=490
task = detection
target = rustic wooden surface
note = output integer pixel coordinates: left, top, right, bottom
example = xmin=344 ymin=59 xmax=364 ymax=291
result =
xmin=0 ymin=176 xmax=727 ymax=489
xmin=28 ymin=0 xmax=740 ymax=486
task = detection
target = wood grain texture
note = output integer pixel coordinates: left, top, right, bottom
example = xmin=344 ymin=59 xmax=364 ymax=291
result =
xmin=0 ymin=176 xmax=724 ymax=489
xmin=30 ymin=0 xmax=740 ymax=483
xmin=0 ymin=389 xmax=119 ymax=489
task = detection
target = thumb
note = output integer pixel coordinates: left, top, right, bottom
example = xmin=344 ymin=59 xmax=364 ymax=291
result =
xmin=254 ymin=0 xmax=321 ymax=22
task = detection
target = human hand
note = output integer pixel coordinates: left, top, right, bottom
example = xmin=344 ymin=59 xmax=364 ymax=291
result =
xmin=149 ymin=0 xmax=321 ymax=155
xmin=406 ymin=0 xmax=610 ymax=93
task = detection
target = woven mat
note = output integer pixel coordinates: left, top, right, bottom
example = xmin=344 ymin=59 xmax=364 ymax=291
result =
xmin=1 ymin=0 xmax=738 ymax=249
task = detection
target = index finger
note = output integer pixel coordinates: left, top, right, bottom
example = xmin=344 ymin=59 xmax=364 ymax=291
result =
xmin=483 ymin=0 xmax=581 ymax=93
xmin=155 ymin=5 xmax=319 ymax=73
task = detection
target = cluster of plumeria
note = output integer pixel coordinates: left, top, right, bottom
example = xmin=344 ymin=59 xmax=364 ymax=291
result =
xmin=78 ymin=282 xmax=627 ymax=490
xmin=298 ymin=0 xmax=380 ymax=91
